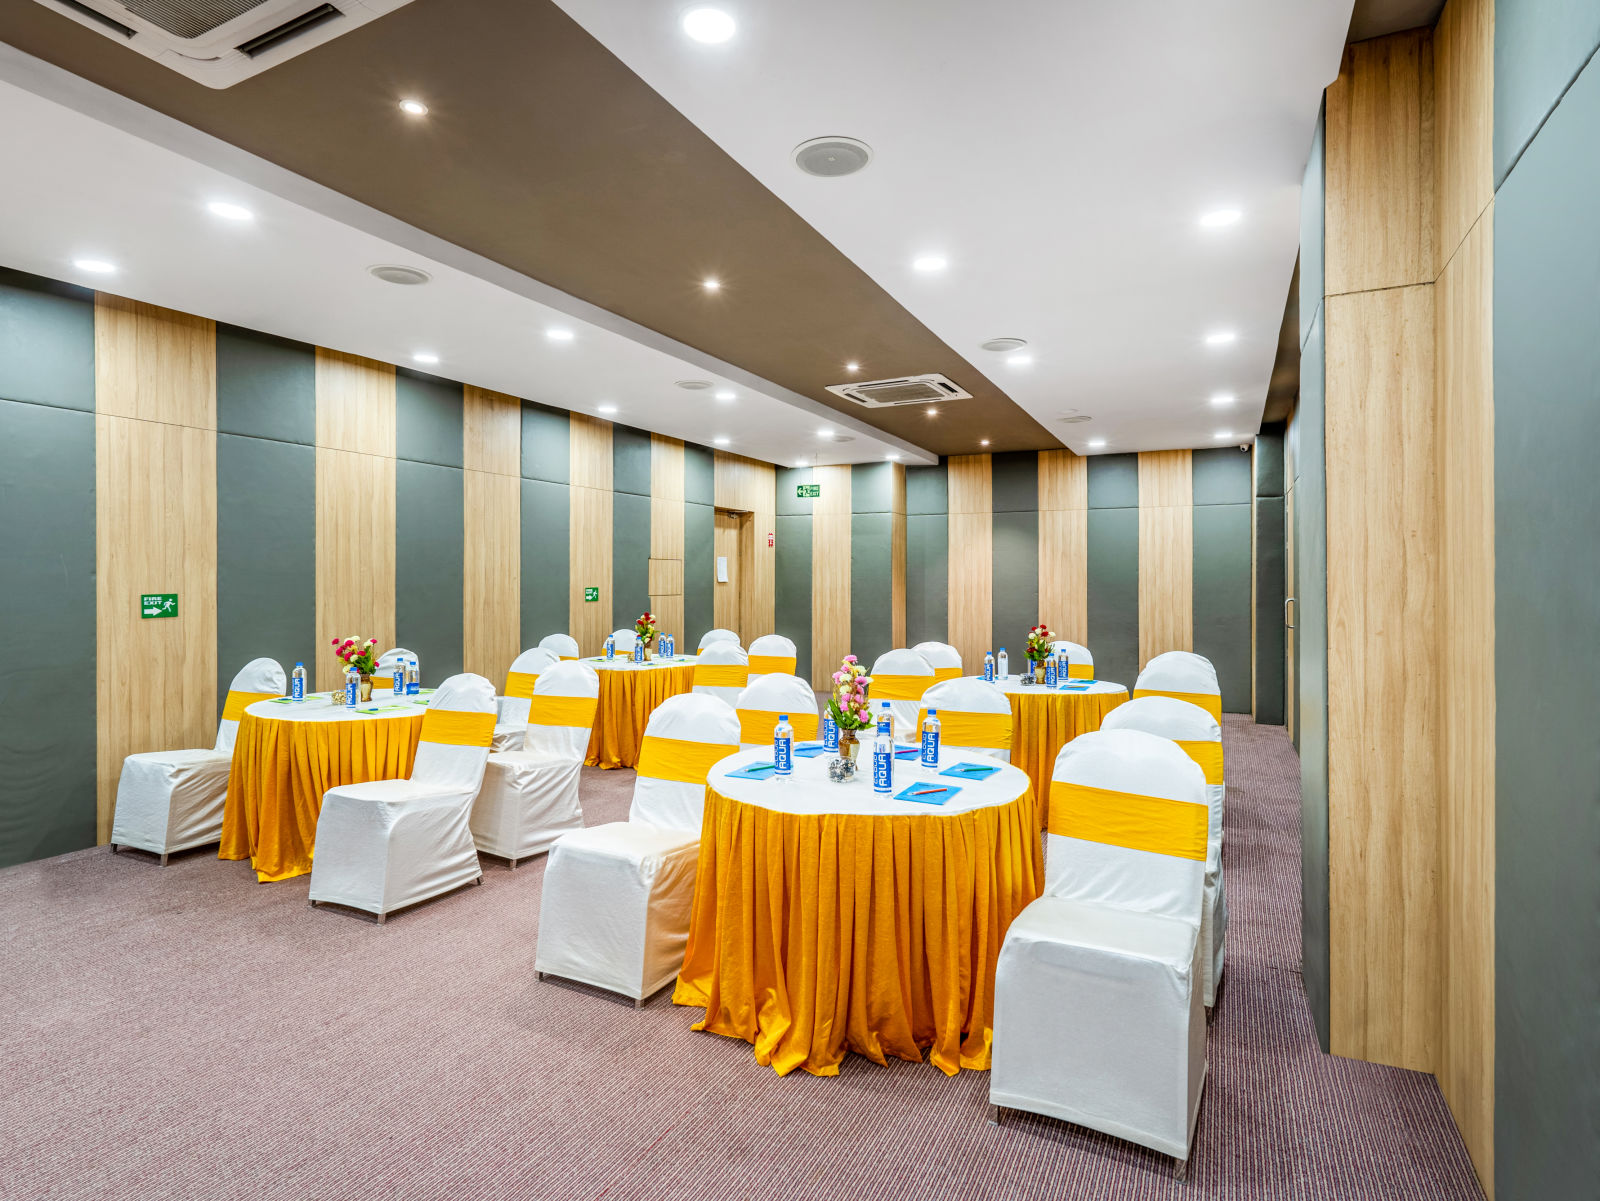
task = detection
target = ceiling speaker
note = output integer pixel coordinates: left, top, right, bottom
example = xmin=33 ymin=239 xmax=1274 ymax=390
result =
xmin=981 ymin=337 xmax=1028 ymax=353
xmin=368 ymin=264 xmax=431 ymax=286
xmin=793 ymin=137 xmax=873 ymax=178
xmin=675 ymin=379 xmax=713 ymax=390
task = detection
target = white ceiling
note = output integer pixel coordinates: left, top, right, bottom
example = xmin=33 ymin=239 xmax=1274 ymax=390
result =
xmin=0 ymin=46 xmax=930 ymax=468
xmin=553 ymin=0 xmax=1353 ymax=453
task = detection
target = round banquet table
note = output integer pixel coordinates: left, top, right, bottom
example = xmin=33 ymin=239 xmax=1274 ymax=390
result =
xmin=580 ymin=655 xmax=698 ymax=769
xmin=219 ymin=690 xmax=426 ymax=883
xmin=983 ymin=675 xmax=1128 ymax=820
xmin=673 ymin=748 xmax=1041 ymax=1078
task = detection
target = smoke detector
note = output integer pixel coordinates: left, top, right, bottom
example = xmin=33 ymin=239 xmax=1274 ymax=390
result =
xmin=793 ymin=137 xmax=873 ymax=178
xmin=368 ymin=264 xmax=431 ymax=286
xmin=826 ymin=373 xmax=971 ymax=409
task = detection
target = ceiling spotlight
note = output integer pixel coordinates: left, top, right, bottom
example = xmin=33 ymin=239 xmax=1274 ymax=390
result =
xmin=546 ymin=328 xmax=574 ymax=342
xmin=1205 ymin=330 xmax=1237 ymax=346
xmin=1007 ymin=353 xmax=1034 ymax=368
xmin=1199 ymin=208 xmax=1242 ymax=228
xmin=676 ymin=379 xmax=713 ymax=390
xmin=681 ymin=7 xmax=736 ymax=43
xmin=980 ymin=439 xmax=991 ymax=447
xmin=73 ymin=258 xmax=116 ymax=274
xmin=714 ymin=389 xmax=735 ymax=402
xmin=399 ymin=99 xmax=429 ymax=117
xmin=713 ymin=436 xmax=730 ymax=446
xmin=926 ymin=406 xmax=938 ymax=416
xmin=1214 ymin=430 xmax=1234 ymax=440
xmin=207 ymin=201 xmax=253 ymax=221
xmin=912 ymin=254 xmax=948 ymax=274
xmin=1211 ymin=392 xmax=1236 ymax=407
xmin=597 ymin=403 xmax=618 ymax=415
xmin=817 ymin=427 xmax=834 ymax=439
xmin=793 ymin=459 xmax=808 ymax=468
xmin=412 ymin=351 xmax=439 ymax=365
xmin=845 ymin=361 xmax=860 ymax=373
xmin=702 ymin=277 xmax=721 ymax=292
xmin=1088 ymin=438 xmax=1107 ymax=450
xmin=886 ymin=453 xmax=899 ymax=461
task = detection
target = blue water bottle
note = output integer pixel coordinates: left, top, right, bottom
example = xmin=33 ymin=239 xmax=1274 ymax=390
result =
xmin=822 ymin=709 xmax=839 ymax=751
xmin=392 ymin=658 xmax=406 ymax=696
xmin=344 ymin=665 xmax=359 ymax=708
xmin=291 ymin=661 xmax=306 ymax=702
xmin=921 ymin=707 xmax=941 ymax=768
xmin=1045 ymin=654 xmax=1057 ymax=687
xmin=605 ymin=634 xmax=615 ymax=661
xmin=983 ymin=650 xmax=995 ymax=683
xmin=406 ymin=655 xmax=420 ymax=696
xmin=774 ymin=714 xmax=794 ymax=776
xmin=633 ymin=638 xmax=645 ymax=664
xmin=872 ymin=701 xmax=894 ymax=794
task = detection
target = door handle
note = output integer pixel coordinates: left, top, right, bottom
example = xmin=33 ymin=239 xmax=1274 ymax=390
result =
xmin=1285 ymin=597 xmax=1296 ymax=630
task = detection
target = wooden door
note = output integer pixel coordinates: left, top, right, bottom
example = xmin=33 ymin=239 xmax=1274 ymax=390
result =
xmin=714 ymin=510 xmax=743 ymax=642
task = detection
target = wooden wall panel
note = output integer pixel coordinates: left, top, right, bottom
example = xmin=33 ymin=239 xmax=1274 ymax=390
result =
xmin=1434 ymin=0 xmax=1494 ymax=270
xmin=714 ymin=452 xmax=775 ymax=640
xmin=1138 ymin=450 xmax=1193 ymax=665
xmin=1325 ymin=30 xmax=1436 ymax=294
xmin=890 ymin=464 xmax=906 ymax=650
xmin=809 ymin=465 xmax=852 ymax=685
xmin=946 ymin=456 xmax=993 ymax=675
xmin=1038 ymin=450 xmax=1088 ymax=644
xmin=93 ymin=295 xmax=215 ymax=428
xmin=649 ymin=436 xmax=686 ymax=645
xmin=314 ymin=449 xmax=396 ymax=689
xmin=315 ymin=349 xmax=396 ymax=457
xmin=1325 ymin=284 xmax=1440 ymax=1071
xmin=463 ymin=385 xmax=521 ymax=477
xmin=568 ymin=416 xmax=613 ymax=657
xmin=463 ymin=469 xmax=520 ymax=684
xmin=1435 ymin=205 xmax=1495 ymax=1185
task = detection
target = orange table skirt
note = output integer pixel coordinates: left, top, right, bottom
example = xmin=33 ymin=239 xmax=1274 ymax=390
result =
xmin=219 ymin=710 xmax=422 ymax=882
xmin=673 ymin=784 xmax=1042 ymax=1078
xmin=1006 ymin=687 xmax=1128 ymax=823
xmin=584 ymin=664 xmax=696 ymax=769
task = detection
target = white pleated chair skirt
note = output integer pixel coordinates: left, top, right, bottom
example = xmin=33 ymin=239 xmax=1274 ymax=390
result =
xmin=308 ymin=782 xmax=482 ymax=917
xmin=470 ymin=753 xmax=584 ymax=864
xmin=110 ymin=749 xmax=232 ymax=856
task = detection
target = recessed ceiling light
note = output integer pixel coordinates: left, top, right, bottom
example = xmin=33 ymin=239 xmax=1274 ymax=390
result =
xmin=399 ymin=99 xmax=429 ymax=117
xmin=546 ymin=328 xmax=574 ymax=342
xmin=1205 ymin=331 xmax=1237 ymax=346
xmin=681 ymin=7 xmax=736 ymax=43
xmin=1088 ymin=438 xmax=1107 ymax=449
xmin=845 ymin=361 xmax=860 ymax=373
xmin=1214 ymin=430 xmax=1234 ymax=440
xmin=817 ymin=427 xmax=834 ymax=439
xmin=926 ymin=406 xmax=938 ymax=416
xmin=597 ymin=404 xmax=618 ymax=415
xmin=702 ymin=277 xmax=721 ymax=292
xmin=912 ymin=254 xmax=948 ymax=273
xmin=713 ymin=436 xmax=730 ymax=446
xmin=412 ymin=351 xmax=439 ymax=365
xmin=1007 ymin=353 xmax=1034 ymax=368
xmin=207 ymin=201 xmax=252 ymax=221
xmin=885 ymin=453 xmax=899 ymax=461
xmin=714 ymin=389 xmax=735 ymax=402
xmin=73 ymin=258 xmax=116 ymax=274
xmin=1211 ymin=392 xmax=1236 ymax=407
xmin=793 ymin=459 xmax=808 ymax=468
xmin=980 ymin=439 xmax=991 ymax=447
xmin=1199 ymin=208 xmax=1242 ymax=228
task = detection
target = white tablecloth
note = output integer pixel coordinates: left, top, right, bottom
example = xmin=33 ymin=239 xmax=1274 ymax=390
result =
xmin=707 ymin=746 xmax=1031 ymax=818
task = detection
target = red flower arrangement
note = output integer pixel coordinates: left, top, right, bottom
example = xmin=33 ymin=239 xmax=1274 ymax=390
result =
xmin=1025 ymin=624 xmax=1054 ymax=663
xmin=331 ymin=636 xmax=379 ymax=675
xmin=634 ymin=612 xmax=658 ymax=641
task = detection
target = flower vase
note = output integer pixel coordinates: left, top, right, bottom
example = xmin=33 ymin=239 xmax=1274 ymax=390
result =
xmin=358 ymin=674 xmax=374 ymax=702
xmin=839 ymin=731 xmax=859 ymax=766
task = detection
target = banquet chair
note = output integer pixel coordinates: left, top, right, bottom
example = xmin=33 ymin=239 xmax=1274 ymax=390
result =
xmin=471 ymin=661 xmax=599 ymax=868
xmin=538 ymin=633 xmax=580 ymax=661
xmin=1101 ymin=697 xmax=1227 ymax=1006
xmin=917 ymin=677 xmax=1014 ymax=761
xmin=868 ymin=648 xmax=935 ymax=741
xmin=536 ymin=693 xmax=740 ymax=1003
xmin=1049 ymin=640 xmax=1097 ymax=680
xmin=911 ymin=641 xmax=963 ymax=684
xmin=692 ymin=642 xmax=749 ymax=707
xmin=492 ymin=647 xmax=560 ymax=752
xmin=991 ymin=729 xmax=1211 ymax=1176
xmin=746 ymin=633 xmax=799 ymax=681
xmin=110 ymin=657 xmax=285 ymax=864
xmin=1143 ymin=651 xmax=1217 ymax=681
xmin=609 ymin=628 xmax=639 ymax=655
xmin=698 ymin=628 xmax=741 ymax=651
xmin=1133 ymin=657 xmax=1223 ymax=722
xmin=308 ymin=673 xmax=497 ymax=923
xmin=376 ymin=647 xmax=415 ymax=676
xmin=735 ymin=674 xmax=819 ymax=749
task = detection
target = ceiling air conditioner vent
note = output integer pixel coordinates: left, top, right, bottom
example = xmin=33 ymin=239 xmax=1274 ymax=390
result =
xmin=32 ymin=0 xmax=415 ymax=87
xmin=825 ymin=373 xmax=972 ymax=409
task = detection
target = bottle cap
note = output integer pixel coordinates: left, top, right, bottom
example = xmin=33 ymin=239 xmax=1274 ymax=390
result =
xmin=295 ymin=661 xmax=303 ymax=666
xmin=778 ymin=714 xmax=788 ymax=721
xmin=928 ymin=708 xmax=937 ymax=715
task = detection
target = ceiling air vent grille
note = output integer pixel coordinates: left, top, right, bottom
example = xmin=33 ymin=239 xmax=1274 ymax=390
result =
xmin=237 ymin=2 xmax=341 ymax=55
xmin=122 ymin=0 xmax=263 ymax=39
xmin=825 ymin=373 xmax=972 ymax=409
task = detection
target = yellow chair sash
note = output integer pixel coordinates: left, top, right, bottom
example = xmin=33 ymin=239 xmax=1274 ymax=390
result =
xmin=917 ymin=709 xmax=1012 ymax=749
xmin=1175 ymin=739 xmax=1224 ymax=785
xmin=221 ymin=690 xmax=279 ymax=722
xmin=528 ymin=694 xmax=599 ymax=729
xmin=870 ymin=673 xmax=931 ymax=701
xmin=503 ymin=671 xmax=540 ymax=700
xmin=1048 ymin=780 xmax=1208 ymax=860
xmin=931 ymin=666 xmax=962 ymax=683
xmin=419 ymin=708 xmax=496 ymax=748
xmin=559 ymin=655 xmax=578 ymax=661
xmin=737 ymin=710 xmax=819 ymax=744
xmin=1067 ymin=662 xmax=1094 ymax=680
xmin=1132 ymin=687 xmax=1223 ymax=722
xmin=747 ymin=654 xmax=797 ymax=677
xmin=636 ymin=735 xmax=738 ymax=785
xmin=695 ymin=664 xmax=748 ymax=689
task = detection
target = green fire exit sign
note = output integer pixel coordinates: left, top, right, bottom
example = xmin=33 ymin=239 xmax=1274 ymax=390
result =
xmin=141 ymin=593 xmax=179 ymax=619
xmin=584 ymin=587 xmax=599 ymax=603
xmin=796 ymin=483 xmax=821 ymax=499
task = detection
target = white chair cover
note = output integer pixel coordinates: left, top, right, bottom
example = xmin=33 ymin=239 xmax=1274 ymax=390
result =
xmin=1101 ymin=697 xmax=1227 ymax=1004
xmin=916 ymin=677 xmax=1014 ymax=761
xmin=471 ymin=662 xmax=599 ymax=867
xmin=991 ymin=729 xmax=1210 ymax=1165
xmin=376 ymin=647 xmax=414 ymax=674
xmin=735 ymin=674 xmax=820 ymax=749
xmin=538 ymin=633 xmax=580 ymax=661
xmin=911 ymin=641 xmax=963 ymax=684
xmin=1143 ymin=650 xmax=1217 ymax=681
xmin=1134 ymin=657 xmax=1223 ymax=722
xmin=536 ymin=693 xmax=739 ymax=1002
xmin=1049 ymin=640 xmax=1097 ymax=680
xmin=746 ymin=633 xmax=799 ymax=681
xmin=698 ymin=628 xmax=741 ymax=651
xmin=868 ymin=648 xmax=935 ymax=741
xmin=308 ymin=673 xmax=496 ymax=920
xmin=692 ymin=642 xmax=749 ymax=708
xmin=493 ymin=647 xmax=560 ymax=752
xmin=609 ymin=628 xmax=639 ymax=654
xmin=110 ymin=658 xmax=285 ymax=859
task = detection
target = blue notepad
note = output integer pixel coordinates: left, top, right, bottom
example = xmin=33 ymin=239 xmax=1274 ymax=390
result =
xmin=940 ymin=761 xmax=1001 ymax=781
xmin=793 ymin=743 xmax=831 ymax=758
xmin=727 ymin=761 xmax=779 ymax=780
xmin=895 ymin=782 xmax=962 ymax=806
xmin=1057 ymin=681 xmax=1095 ymax=691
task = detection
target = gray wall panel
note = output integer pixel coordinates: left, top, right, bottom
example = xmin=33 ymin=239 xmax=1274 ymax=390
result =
xmin=1492 ymin=54 xmax=1600 ymax=1201
xmin=851 ymin=462 xmax=893 ymax=514
xmin=991 ymin=512 xmax=1040 ymax=660
xmin=0 ymin=267 xmax=94 ymax=412
xmin=1192 ymin=503 xmax=1252 ymax=713
xmin=1192 ymin=447 xmax=1252 ymax=507
xmin=1300 ymin=106 xmax=1325 ymax=350
xmin=216 ymin=435 xmax=315 ymax=709
xmin=613 ymin=425 xmax=652 ymax=496
xmin=0 ymin=399 xmax=96 ymax=868
xmin=774 ymin=513 xmax=812 ymax=678
xmin=1494 ymin=0 xmax=1600 ymax=186
xmin=684 ymin=501 xmax=715 ymax=643
xmin=612 ymin=492 xmax=651 ymax=630
xmin=1255 ymin=422 xmax=1286 ymax=498
xmin=216 ymin=324 xmax=314 ymax=444
xmin=685 ymin=444 xmax=715 ymax=506
xmin=521 ymin=478 xmax=569 ymax=640
xmin=520 ymin=402 xmax=570 ymax=484
xmin=1254 ymin=496 xmax=1287 ymax=726
xmin=396 ymin=460 xmax=464 ymax=681
xmin=990 ymin=451 xmax=1038 ymax=513
xmin=396 ymin=369 xmax=463 ymax=468
xmin=777 ymin=466 xmax=814 ymax=517
xmin=905 ymin=463 xmax=947 ymax=515
xmin=1087 ymin=453 xmax=1139 ymax=509
xmin=851 ymin=513 xmax=893 ymax=668
xmin=906 ymin=513 xmax=948 ymax=648
xmin=1086 ymin=507 xmax=1139 ymax=689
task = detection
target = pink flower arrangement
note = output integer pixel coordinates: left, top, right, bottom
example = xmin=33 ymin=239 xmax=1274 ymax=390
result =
xmin=828 ymin=655 xmax=874 ymax=731
xmin=332 ymin=636 xmax=379 ymax=675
